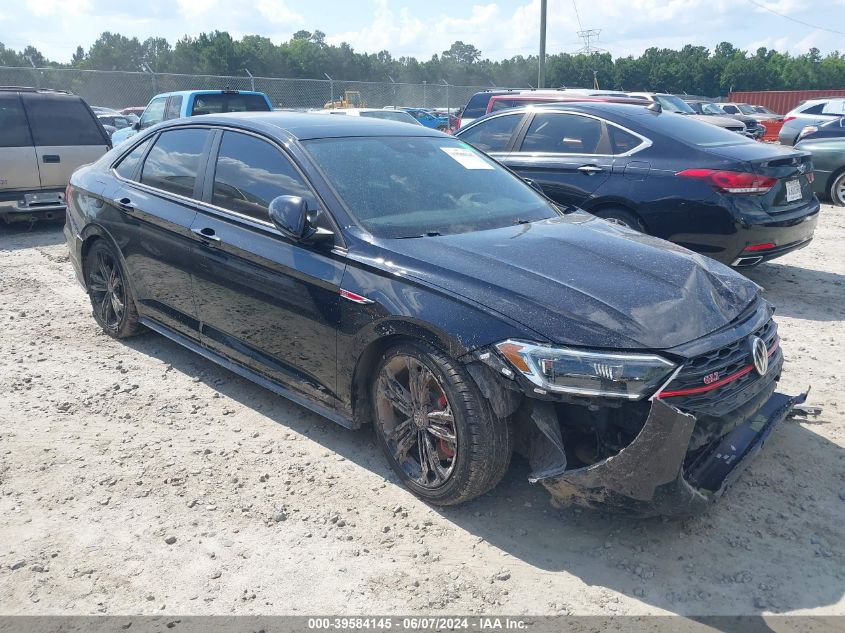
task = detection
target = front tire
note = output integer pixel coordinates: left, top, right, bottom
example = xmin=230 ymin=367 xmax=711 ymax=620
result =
xmin=829 ymin=171 xmax=845 ymax=206
xmin=371 ymin=340 xmax=511 ymax=505
xmin=84 ymin=240 xmax=143 ymax=338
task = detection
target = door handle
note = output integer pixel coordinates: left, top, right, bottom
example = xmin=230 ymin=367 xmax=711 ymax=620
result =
xmin=191 ymin=227 xmax=222 ymax=244
xmin=42 ymin=155 xmax=60 ymax=164
xmin=577 ymin=165 xmax=603 ymax=175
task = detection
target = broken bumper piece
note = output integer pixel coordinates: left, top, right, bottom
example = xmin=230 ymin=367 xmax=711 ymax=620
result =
xmin=530 ymin=391 xmax=808 ymax=517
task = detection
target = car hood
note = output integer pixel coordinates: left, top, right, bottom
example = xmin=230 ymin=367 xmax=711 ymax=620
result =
xmin=369 ymin=213 xmax=760 ymax=351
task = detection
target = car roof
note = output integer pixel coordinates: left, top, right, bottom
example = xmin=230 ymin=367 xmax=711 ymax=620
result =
xmin=150 ymin=90 xmax=269 ymax=99
xmin=161 ymin=111 xmax=444 ymax=140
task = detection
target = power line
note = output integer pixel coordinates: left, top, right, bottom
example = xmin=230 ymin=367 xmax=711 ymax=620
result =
xmin=745 ymin=0 xmax=845 ymax=36
xmin=572 ymin=0 xmax=584 ymax=33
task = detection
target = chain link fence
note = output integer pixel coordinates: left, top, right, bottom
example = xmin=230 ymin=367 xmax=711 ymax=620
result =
xmin=0 ymin=66 xmax=495 ymax=112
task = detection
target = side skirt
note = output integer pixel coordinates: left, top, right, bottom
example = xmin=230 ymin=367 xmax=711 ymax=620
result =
xmin=139 ymin=317 xmax=359 ymax=430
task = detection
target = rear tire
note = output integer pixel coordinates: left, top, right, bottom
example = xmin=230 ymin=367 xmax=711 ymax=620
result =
xmin=371 ymin=340 xmax=512 ymax=505
xmin=84 ymin=240 xmax=143 ymax=339
xmin=829 ymin=171 xmax=845 ymax=206
xmin=594 ymin=207 xmax=646 ymax=232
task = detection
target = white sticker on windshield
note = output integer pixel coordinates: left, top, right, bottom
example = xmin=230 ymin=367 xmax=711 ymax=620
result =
xmin=440 ymin=147 xmax=494 ymax=170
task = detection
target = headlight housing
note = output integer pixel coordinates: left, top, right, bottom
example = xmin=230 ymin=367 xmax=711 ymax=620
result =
xmin=495 ymin=340 xmax=677 ymax=400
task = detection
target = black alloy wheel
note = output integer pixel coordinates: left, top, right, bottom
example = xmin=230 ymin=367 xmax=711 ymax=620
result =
xmin=84 ymin=240 xmax=142 ymax=338
xmin=371 ymin=341 xmax=512 ymax=505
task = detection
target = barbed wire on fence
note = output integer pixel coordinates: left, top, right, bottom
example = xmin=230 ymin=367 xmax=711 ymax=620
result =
xmin=0 ymin=66 xmax=499 ymax=111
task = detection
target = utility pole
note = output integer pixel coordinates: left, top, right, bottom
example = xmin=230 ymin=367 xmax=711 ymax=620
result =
xmin=538 ymin=0 xmax=547 ymax=89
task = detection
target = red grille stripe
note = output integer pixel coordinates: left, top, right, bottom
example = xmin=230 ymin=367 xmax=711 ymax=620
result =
xmin=658 ymin=338 xmax=779 ymax=399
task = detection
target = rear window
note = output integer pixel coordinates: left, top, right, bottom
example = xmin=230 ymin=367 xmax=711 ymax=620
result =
xmin=140 ymin=128 xmax=210 ymax=198
xmin=0 ymin=94 xmax=32 ymax=147
xmin=190 ymin=93 xmax=270 ymax=115
xmin=22 ymin=96 xmax=106 ymax=146
xmin=800 ymin=103 xmax=826 ymax=115
xmin=638 ymin=112 xmax=754 ymax=148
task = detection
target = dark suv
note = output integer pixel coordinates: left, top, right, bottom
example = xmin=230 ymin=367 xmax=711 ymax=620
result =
xmin=0 ymin=87 xmax=111 ymax=222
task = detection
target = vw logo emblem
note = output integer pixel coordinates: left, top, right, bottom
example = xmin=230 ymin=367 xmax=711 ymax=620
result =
xmin=750 ymin=337 xmax=768 ymax=376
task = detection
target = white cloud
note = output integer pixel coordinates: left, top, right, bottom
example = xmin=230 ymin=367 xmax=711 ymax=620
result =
xmin=25 ymin=0 xmax=91 ymax=18
xmin=257 ymin=0 xmax=305 ymax=25
xmin=176 ymin=0 xmax=218 ymax=17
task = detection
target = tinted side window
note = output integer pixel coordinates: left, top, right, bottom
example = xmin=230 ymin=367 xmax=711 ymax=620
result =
xmin=211 ymin=131 xmax=317 ymax=221
xmin=115 ymin=138 xmax=152 ymax=180
xmin=802 ymin=103 xmax=826 ymax=115
xmin=140 ymin=97 xmax=167 ymax=128
xmin=165 ymin=96 xmax=183 ymax=120
xmin=520 ymin=113 xmax=605 ymax=154
xmin=140 ymin=128 xmax=209 ymax=198
xmin=609 ymin=126 xmax=642 ymax=154
xmin=23 ymin=96 xmax=105 ymax=146
xmin=722 ymin=105 xmax=739 ymax=114
xmin=0 ymin=94 xmax=32 ymax=147
xmin=459 ymin=114 xmax=522 ymax=152
xmin=489 ymin=99 xmax=519 ymax=112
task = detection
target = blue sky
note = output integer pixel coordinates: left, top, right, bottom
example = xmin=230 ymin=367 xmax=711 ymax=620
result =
xmin=3 ymin=0 xmax=843 ymax=64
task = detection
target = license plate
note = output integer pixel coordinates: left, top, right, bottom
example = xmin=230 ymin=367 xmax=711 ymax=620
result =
xmin=785 ymin=179 xmax=802 ymax=202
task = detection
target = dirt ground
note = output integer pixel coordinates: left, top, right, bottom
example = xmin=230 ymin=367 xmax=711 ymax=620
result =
xmin=0 ymin=206 xmax=843 ymax=617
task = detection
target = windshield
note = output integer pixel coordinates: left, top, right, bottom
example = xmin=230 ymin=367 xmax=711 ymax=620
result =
xmin=654 ymin=95 xmax=696 ymax=114
xmin=701 ymin=103 xmax=723 ymax=115
xmin=737 ymin=104 xmax=757 ymax=115
xmin=304 ymin=136 xmax=557 ymax=238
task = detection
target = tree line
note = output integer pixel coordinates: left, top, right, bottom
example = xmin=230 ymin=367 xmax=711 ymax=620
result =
xmin=2 ymin=31 xmax=844 ymax=96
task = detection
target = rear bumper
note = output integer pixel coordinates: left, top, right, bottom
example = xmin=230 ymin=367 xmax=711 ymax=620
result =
xmin=533 ymin=392 xmax=806 ymax=517
xmin=64 ymin=219 xmax=85 ymax=287
xmin=0 ymin=189 xmax=66 ymax=221
xmin=672 ymin=197 xmax=819 ymax=266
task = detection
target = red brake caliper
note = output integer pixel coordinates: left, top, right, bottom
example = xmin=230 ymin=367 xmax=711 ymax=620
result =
xmin=436 ymin=395 xmax=455 ymax=457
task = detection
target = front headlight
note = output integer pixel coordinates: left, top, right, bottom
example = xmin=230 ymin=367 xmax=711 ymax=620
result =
xmin=495 ymin=340 xmax=677 ymax=400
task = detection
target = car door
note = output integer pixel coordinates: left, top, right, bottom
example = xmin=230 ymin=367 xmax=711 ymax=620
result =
xmin=0 ymin=92 xmax=39 ymax=193
xmin=189 ymin=129 xmax=346 ymax=406
xmin=21 ymin=94 xmax=110 ymax=191
xmin=105 ymin=127 xmax=213 ymax=339
xmin=457 ymin=111 xmax=527 ymax=163
xmin=138 ymin=96 xmax=167 ymax=131
xmin=503 ymin=111 xmax=613 ymax=207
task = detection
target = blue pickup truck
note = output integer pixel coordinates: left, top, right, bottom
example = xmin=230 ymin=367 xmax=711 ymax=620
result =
xmin=111 ymin=89 xmax=273 ymax=145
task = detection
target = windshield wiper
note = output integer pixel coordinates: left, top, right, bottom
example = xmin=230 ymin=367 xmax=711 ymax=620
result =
xmin=396 ymin=231 xmax=443 ymax=239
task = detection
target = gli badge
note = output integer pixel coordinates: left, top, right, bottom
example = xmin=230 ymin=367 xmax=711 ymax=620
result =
xmin=750 ymin=336 xmax=768 ymax=376
xmin=703 ymin=371 xmax=720 ymax=385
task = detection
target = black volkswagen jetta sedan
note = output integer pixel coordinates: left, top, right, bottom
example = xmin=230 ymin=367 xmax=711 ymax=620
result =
xmin=456 ymin=102 xmax=819 ymax=267
xmin=64 ymin=113 xmax=808 ymax=515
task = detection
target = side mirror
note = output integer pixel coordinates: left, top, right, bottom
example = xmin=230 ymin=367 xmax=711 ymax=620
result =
xmin=268 ymin=195 xmax=333 ymax=242
xmin=132 ymin=121 xmax=141 ymax=131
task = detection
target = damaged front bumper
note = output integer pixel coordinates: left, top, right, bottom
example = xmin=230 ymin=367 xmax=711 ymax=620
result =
xmin=530 ymin=391 xmax=808 ymax=517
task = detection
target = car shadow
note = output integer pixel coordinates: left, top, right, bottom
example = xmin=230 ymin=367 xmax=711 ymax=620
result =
xmin=742 ymin=260 xmax=845 ymax=322
xmin=123 ymin=331 xmax=845 ymax=616
xmin=0 ymin=218 xmax=66 ymax=251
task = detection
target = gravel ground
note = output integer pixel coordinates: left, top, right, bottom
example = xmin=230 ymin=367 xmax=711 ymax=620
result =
xmin=0 ymin=207 xmax=843 ymax=616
